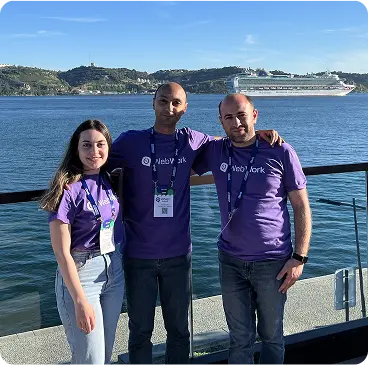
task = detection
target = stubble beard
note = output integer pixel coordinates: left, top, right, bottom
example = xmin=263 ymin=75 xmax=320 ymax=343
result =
xmin=228 ymin=126 xmax=249 ymax=144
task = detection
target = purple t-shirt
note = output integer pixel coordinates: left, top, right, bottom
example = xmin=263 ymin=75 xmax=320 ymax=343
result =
xmin=108 ymin=127 xmax=211 ymax=259
xmin=192 ymin=138 xmax=306 ymax=261
xmin=48 ymin=174 xmax=124 ymax=252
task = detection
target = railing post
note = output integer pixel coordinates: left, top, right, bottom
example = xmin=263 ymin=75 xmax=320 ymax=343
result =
xmin=366 ymin=171 xmax=368 ymax=294
xmin=189 ymin=258 xmax=194 ymax=360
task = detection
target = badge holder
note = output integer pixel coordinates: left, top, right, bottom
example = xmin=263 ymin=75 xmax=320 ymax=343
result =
xmin=99 ymin=218 xmax=116 ymax=255
xmin=154 ymin=185 xmax=174 ymax=218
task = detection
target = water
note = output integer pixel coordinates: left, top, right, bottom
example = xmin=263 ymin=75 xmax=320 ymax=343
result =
xmin=0 ymin=94 xmax=367 ymax=336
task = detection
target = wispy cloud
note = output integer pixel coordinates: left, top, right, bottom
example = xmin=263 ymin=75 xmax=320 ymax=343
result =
xmin=324 ymin=27 xmax=359 ymax=33
xmin=245 ymin=34 xmax=256 ymax=45
xmin=176 ymin=20 xmax=211 ymax=29
xmin=8 ymin=30 xmax=65 ymax=39
xmin=298 ymin=26 xmax=361 ymax=36
xmin=42 ymin=17 xmax=107 ymax=23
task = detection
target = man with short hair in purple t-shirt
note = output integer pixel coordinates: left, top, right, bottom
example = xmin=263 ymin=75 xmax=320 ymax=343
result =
xmin=192 ymin=94 xmax=312 ymax=364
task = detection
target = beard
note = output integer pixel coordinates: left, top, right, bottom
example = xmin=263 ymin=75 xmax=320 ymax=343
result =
xmin=227 ymin=125 xmax=250 ymax=143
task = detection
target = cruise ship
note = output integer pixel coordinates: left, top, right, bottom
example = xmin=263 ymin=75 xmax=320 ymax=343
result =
xmin=226 ymin=68 xmax=356 ymax=97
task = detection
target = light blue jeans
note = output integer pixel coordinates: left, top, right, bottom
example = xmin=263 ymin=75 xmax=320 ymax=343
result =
xmin=55 ymin=249 xmax=124 ymax=364
xmin=219 ymin=250 xmax=288 ymax=364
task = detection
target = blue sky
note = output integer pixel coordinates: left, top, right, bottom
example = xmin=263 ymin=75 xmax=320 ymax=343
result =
xmin=1 ymin=1 xmax=368 ymax=74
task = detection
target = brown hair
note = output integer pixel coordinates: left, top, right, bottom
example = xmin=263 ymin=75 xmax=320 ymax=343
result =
xmin=39 ymin=119 xmax=112 ymax=212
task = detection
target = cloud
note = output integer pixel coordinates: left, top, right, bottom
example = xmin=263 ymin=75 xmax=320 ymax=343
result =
xmin=8 ymin=30 xmax=65 ymax=38
xmin=323 ymin=27 xmax=360 ymax=34
xmin=245 ymin=34 xmax=256 ymax=45
xmin=176 ymin=20 xmax=211 ymax=29
xmin=42 ymin=17 xmax=106 ymax=23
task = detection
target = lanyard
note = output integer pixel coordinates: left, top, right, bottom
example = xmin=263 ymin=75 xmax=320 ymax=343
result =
xmin=81 ymin=174 xmax=116 ymax=222
xmin=150 ymin=127 xmax=180 ymax=194
xmin=227 ymin=136 xmax=259 ymax=220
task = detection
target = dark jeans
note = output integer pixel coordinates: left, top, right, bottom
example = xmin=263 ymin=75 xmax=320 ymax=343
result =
xmin=124 ymin=253 xmax=191 ymax=364
xmin=219 ymin=250 xmax=287 ymax=364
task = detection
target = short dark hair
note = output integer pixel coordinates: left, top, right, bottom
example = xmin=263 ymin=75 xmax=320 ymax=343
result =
xmin=153 ymin=83 xmax=188 ymax=101
xmin=218 ymin=94 xmax=254 ymax=116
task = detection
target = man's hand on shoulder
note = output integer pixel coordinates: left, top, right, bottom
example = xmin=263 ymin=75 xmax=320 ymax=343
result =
xmin=276 ymin=258 xmax=304 ymax=294
xmin=256 ymin=129 xmax=284 ymax=147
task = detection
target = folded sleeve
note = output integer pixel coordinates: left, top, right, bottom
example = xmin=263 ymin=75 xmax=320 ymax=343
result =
xmin=283 ymin=145 xmax=307 ymax=192
xmin=48 ymin=190 xmax=76 ymax=224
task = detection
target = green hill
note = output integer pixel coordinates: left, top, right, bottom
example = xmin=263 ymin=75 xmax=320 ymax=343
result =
xmin=58 ymin=66 xmax=156 ymax=93
xmin=0 ymin=64 xmax=367 ymax=96
xmin=0 ymin=66 xmax=70 ymax=95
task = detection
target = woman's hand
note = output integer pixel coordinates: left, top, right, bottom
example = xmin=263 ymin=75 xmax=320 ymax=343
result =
xmin=75 ymin=300 xmax=96 ymax=334
xmin=256 ymin=129 xmax=285 ymax=146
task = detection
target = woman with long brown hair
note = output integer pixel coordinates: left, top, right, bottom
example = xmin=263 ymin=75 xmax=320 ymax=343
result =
xmin=40 ymin=119 xmax=124 ymax=364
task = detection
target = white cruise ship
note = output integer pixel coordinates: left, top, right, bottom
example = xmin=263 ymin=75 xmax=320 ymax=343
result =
xmin=226 ymin=69 xmax=355 ymax=97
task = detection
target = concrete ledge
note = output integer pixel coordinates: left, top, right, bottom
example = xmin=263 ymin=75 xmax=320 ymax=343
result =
xmin=0 ymin=271 xmax=367 ymax=364
xmin=190 ymin=318 xmax=368 ymax=364
xmin=118 ymin=329 xmax=229 ymax=364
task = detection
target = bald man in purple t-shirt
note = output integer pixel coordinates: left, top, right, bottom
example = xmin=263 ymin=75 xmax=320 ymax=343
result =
xmin=192 ymin=94 xmax=312 ymax=364
xmin=108 ymin=83 xmax=213 ymax=364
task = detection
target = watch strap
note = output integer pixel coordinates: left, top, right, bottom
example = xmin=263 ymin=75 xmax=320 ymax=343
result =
xmin=292 ymin=252 xmax=308 ymax=264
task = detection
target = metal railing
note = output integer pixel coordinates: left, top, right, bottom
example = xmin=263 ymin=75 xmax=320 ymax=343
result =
xmin=1 ymin=162 xmax=368 ymax=360
xmin=1 ymin=162 xmax=368 ymax=204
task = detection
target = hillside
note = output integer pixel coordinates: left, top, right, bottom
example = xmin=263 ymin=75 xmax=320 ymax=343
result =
xmin=0 ymin=66 xmax=69 ymax=95
xmin=0 ymin=65 xmax=367 ymax=96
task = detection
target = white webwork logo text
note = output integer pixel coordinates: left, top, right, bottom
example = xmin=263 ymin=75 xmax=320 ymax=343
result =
xmin=142 ymin=156 xmax=187 ymax=166
xmin=219 ymin=163 xmax=265 ymax=174
xmin=87 ymin=195 xmax=117 ymax=211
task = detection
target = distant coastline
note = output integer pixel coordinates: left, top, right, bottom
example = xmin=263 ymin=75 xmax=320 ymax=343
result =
xmin=1 ymin=64 xmax=367 ymax=96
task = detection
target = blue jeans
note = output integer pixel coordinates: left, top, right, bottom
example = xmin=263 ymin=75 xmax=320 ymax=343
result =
xmin=124 ymin=253 xmax=191 ymax=364
xmin=219 ymin=250 xmax=287 ymax=364
xmin=55 ymin=249 xmax=124 ymax=364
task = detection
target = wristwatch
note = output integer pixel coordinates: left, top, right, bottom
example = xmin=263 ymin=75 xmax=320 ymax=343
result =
xmin=292 ymin=252 xmax=308 ymax=264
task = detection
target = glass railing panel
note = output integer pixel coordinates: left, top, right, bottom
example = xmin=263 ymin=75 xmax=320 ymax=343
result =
xmin=191 ymin=183 xmax=221 ymax=300
xmin=0 ymin=201 xmax=57 ymax=337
